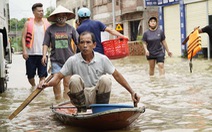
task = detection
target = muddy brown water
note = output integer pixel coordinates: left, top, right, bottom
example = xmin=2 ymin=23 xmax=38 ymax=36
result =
xmin=0 ymin=54 xmax=212 ymax=132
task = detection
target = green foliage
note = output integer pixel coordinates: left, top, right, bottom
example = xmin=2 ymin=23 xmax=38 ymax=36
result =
xmin=136 ymin=35 xmax=142 ymax=41
xmin=10 ymin=18 xmax=27 ymax=31
xmin=10 ymin=36 xmax=22 ymax=52
xmin=10 ymin=6 xmax=55 ymax=32
xmin=44 ymin=7 xmax=55 ymax=18
xmin=136 ymin=35 xmax=143 ymax=45
xmin=9 ymin=6 xmax=54 ymax=52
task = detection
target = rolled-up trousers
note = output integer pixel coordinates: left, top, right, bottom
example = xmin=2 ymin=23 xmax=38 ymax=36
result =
xmin=69 ymin=74 xmax=112 ymax=107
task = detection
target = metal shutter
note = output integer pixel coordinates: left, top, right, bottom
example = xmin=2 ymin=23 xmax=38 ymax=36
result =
xmin=209 ymin=0 xmax=212 ymax=15
xmin=185 ymin=1 xmax=208 ymax=47
xmin=164 ymin=4 xmax=181 ymax=57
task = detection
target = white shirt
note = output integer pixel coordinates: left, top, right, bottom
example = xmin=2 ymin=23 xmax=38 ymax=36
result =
xmin=27 ymin=24 xmax=44 ymax=55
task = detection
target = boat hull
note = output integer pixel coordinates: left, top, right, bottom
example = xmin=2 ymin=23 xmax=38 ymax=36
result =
xmin=52 ymin=102 xmax=145 ymax=130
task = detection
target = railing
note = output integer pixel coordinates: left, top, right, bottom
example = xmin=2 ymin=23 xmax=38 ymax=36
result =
xmin=128 ymin=41 xmax=145 ymax=56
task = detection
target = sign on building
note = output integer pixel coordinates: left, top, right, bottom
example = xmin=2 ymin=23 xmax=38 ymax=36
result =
xmin=158 ymin=0 xmax=179 ymax=5
xmin=144 ymin=0 xmax=158 ymax=6
xmin=144 ymin=0 xmax=179 ymax=6
xmin=116 ymin=24 xmax=123 ymax=31
xmin=116 ymin=24 xmax=124 ymax=34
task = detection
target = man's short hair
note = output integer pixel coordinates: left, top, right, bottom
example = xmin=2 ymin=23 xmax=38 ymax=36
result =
xmin=32 ymin=3 xmax=43 ymax=11
xmin=79 ymin=31 xmax=96 ymax=43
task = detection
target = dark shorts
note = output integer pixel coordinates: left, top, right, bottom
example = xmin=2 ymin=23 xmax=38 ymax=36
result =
xmin=26 ymin=55 xmax=48 ymax=79
xmin=146 ymin=56 xmax=165 ymax=63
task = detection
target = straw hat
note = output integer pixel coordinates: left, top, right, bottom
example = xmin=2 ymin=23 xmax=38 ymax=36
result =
xmin=48 ymin=5 xmax=75 ymax=22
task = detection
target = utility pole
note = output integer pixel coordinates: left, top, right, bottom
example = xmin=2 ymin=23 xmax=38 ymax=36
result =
xmin=112 ymin=0 xmax=115 ymax=38
xmin=15 ymin=20 xmax=18 ymax=52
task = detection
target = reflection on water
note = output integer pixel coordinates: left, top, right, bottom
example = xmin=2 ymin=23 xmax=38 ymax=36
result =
xmin=0 ymin=55 xmax=212 ymax=132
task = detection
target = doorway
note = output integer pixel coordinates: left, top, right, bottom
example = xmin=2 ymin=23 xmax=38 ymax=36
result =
xmin=130 ymin=20 xmax=140 ymax=41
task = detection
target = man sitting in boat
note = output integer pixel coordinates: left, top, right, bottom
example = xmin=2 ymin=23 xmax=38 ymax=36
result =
xmin=39 ymin=31 xmax=140 ymax=112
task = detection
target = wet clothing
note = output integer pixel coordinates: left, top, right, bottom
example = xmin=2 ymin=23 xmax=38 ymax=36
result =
xmin=77 ymin=19 xmax=107 ymax=54
xmin=61 ymin=52 xmax=114 ymax=107
xmin=26 ymin=55 xmax=47 ymax=79
xmin=43 ymin=23 xmax=79 ymax=67
xmin=142 ymin=28 xmax=166 ymax=57
xmin=146 ymin=56 xmax=165 ymax=63
xmin=25 ymin=20 xmax=49 ymax=79
xmin=68 ymin=74 xmax=111 ymax=107
xmin=25 ymin=18 xmax=50 ymax=49
xmin=51 ymin=62 xmax=62 ymax=74
xmin=60 ymin=52 xmax=115 ymax=87
xmin=27 ymin=23 xmax=46 ymax=55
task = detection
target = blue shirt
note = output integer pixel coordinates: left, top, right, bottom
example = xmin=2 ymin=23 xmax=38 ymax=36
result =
xmin=77 ymin=19 xmax=106 ymax=54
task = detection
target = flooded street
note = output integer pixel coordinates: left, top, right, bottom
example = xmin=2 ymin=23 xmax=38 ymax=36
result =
xmin=1 ymin=54 xmax=212 ymax=132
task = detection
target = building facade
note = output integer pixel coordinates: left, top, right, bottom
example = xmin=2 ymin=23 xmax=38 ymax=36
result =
xmin=157 ymin=0 xmax=212 ymax=58
xmin=0 ymin=0 xmax=10 ymax=31
xmin=56 ymin=0 xmax=158 ymax=41
xmin=56 ymin=0 xmax=212 ymax=57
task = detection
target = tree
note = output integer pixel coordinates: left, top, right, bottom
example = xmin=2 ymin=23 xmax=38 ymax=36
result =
xmin=10 ymin=5 xmax=54 ymax=32
xmin=9 ymin=6 xmax=54 ymax=52
xmin=45 ymin=6 xmax=55 ymax=18
xmin=10 ymin=18 xmax=26 ymax=31
xmin=18 ymin=18 xmax=27 ymax=30
xmin=10 ymin=18 xmax=18 ymax=31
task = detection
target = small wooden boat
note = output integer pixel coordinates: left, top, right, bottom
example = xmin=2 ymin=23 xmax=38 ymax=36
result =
xmin=51 ymin=102 xmax=145 ymax=130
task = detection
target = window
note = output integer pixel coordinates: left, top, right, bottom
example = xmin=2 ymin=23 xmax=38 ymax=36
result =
xmin=130 ymin=20 xmax=140 ymax=41
xmin=4 ymin=8 xmax=6 ymax=17
xmin=116 ymin=0 xmax=119 ymax=5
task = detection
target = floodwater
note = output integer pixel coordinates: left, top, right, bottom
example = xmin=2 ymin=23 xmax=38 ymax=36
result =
xmin=0 ymin=54 xmax=212 ymax=132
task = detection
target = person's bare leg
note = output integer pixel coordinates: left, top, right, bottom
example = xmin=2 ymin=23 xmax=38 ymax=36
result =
xmin=158 ymin=62 xmax=165 ymax=76
xmin=28 ymin=78 xmax=36 ymax=87
xmin=148 ymin=60 xmax=156 ymax=76
xmin=39 ymin=77 xmax=45 ymax=83
xmin=53 ymin=81 xmax=62 ymax=100
xmin=63 ymin=76 xmax=70 ymax=100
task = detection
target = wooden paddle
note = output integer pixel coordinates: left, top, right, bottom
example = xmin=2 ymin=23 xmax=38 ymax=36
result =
xmin=8 ymin=75 xmax=53 ymax=120
xmin=133 ymin=93 xmax=138 ymax=107
xmin=50 ymin=106 xmax=76 ymax=109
